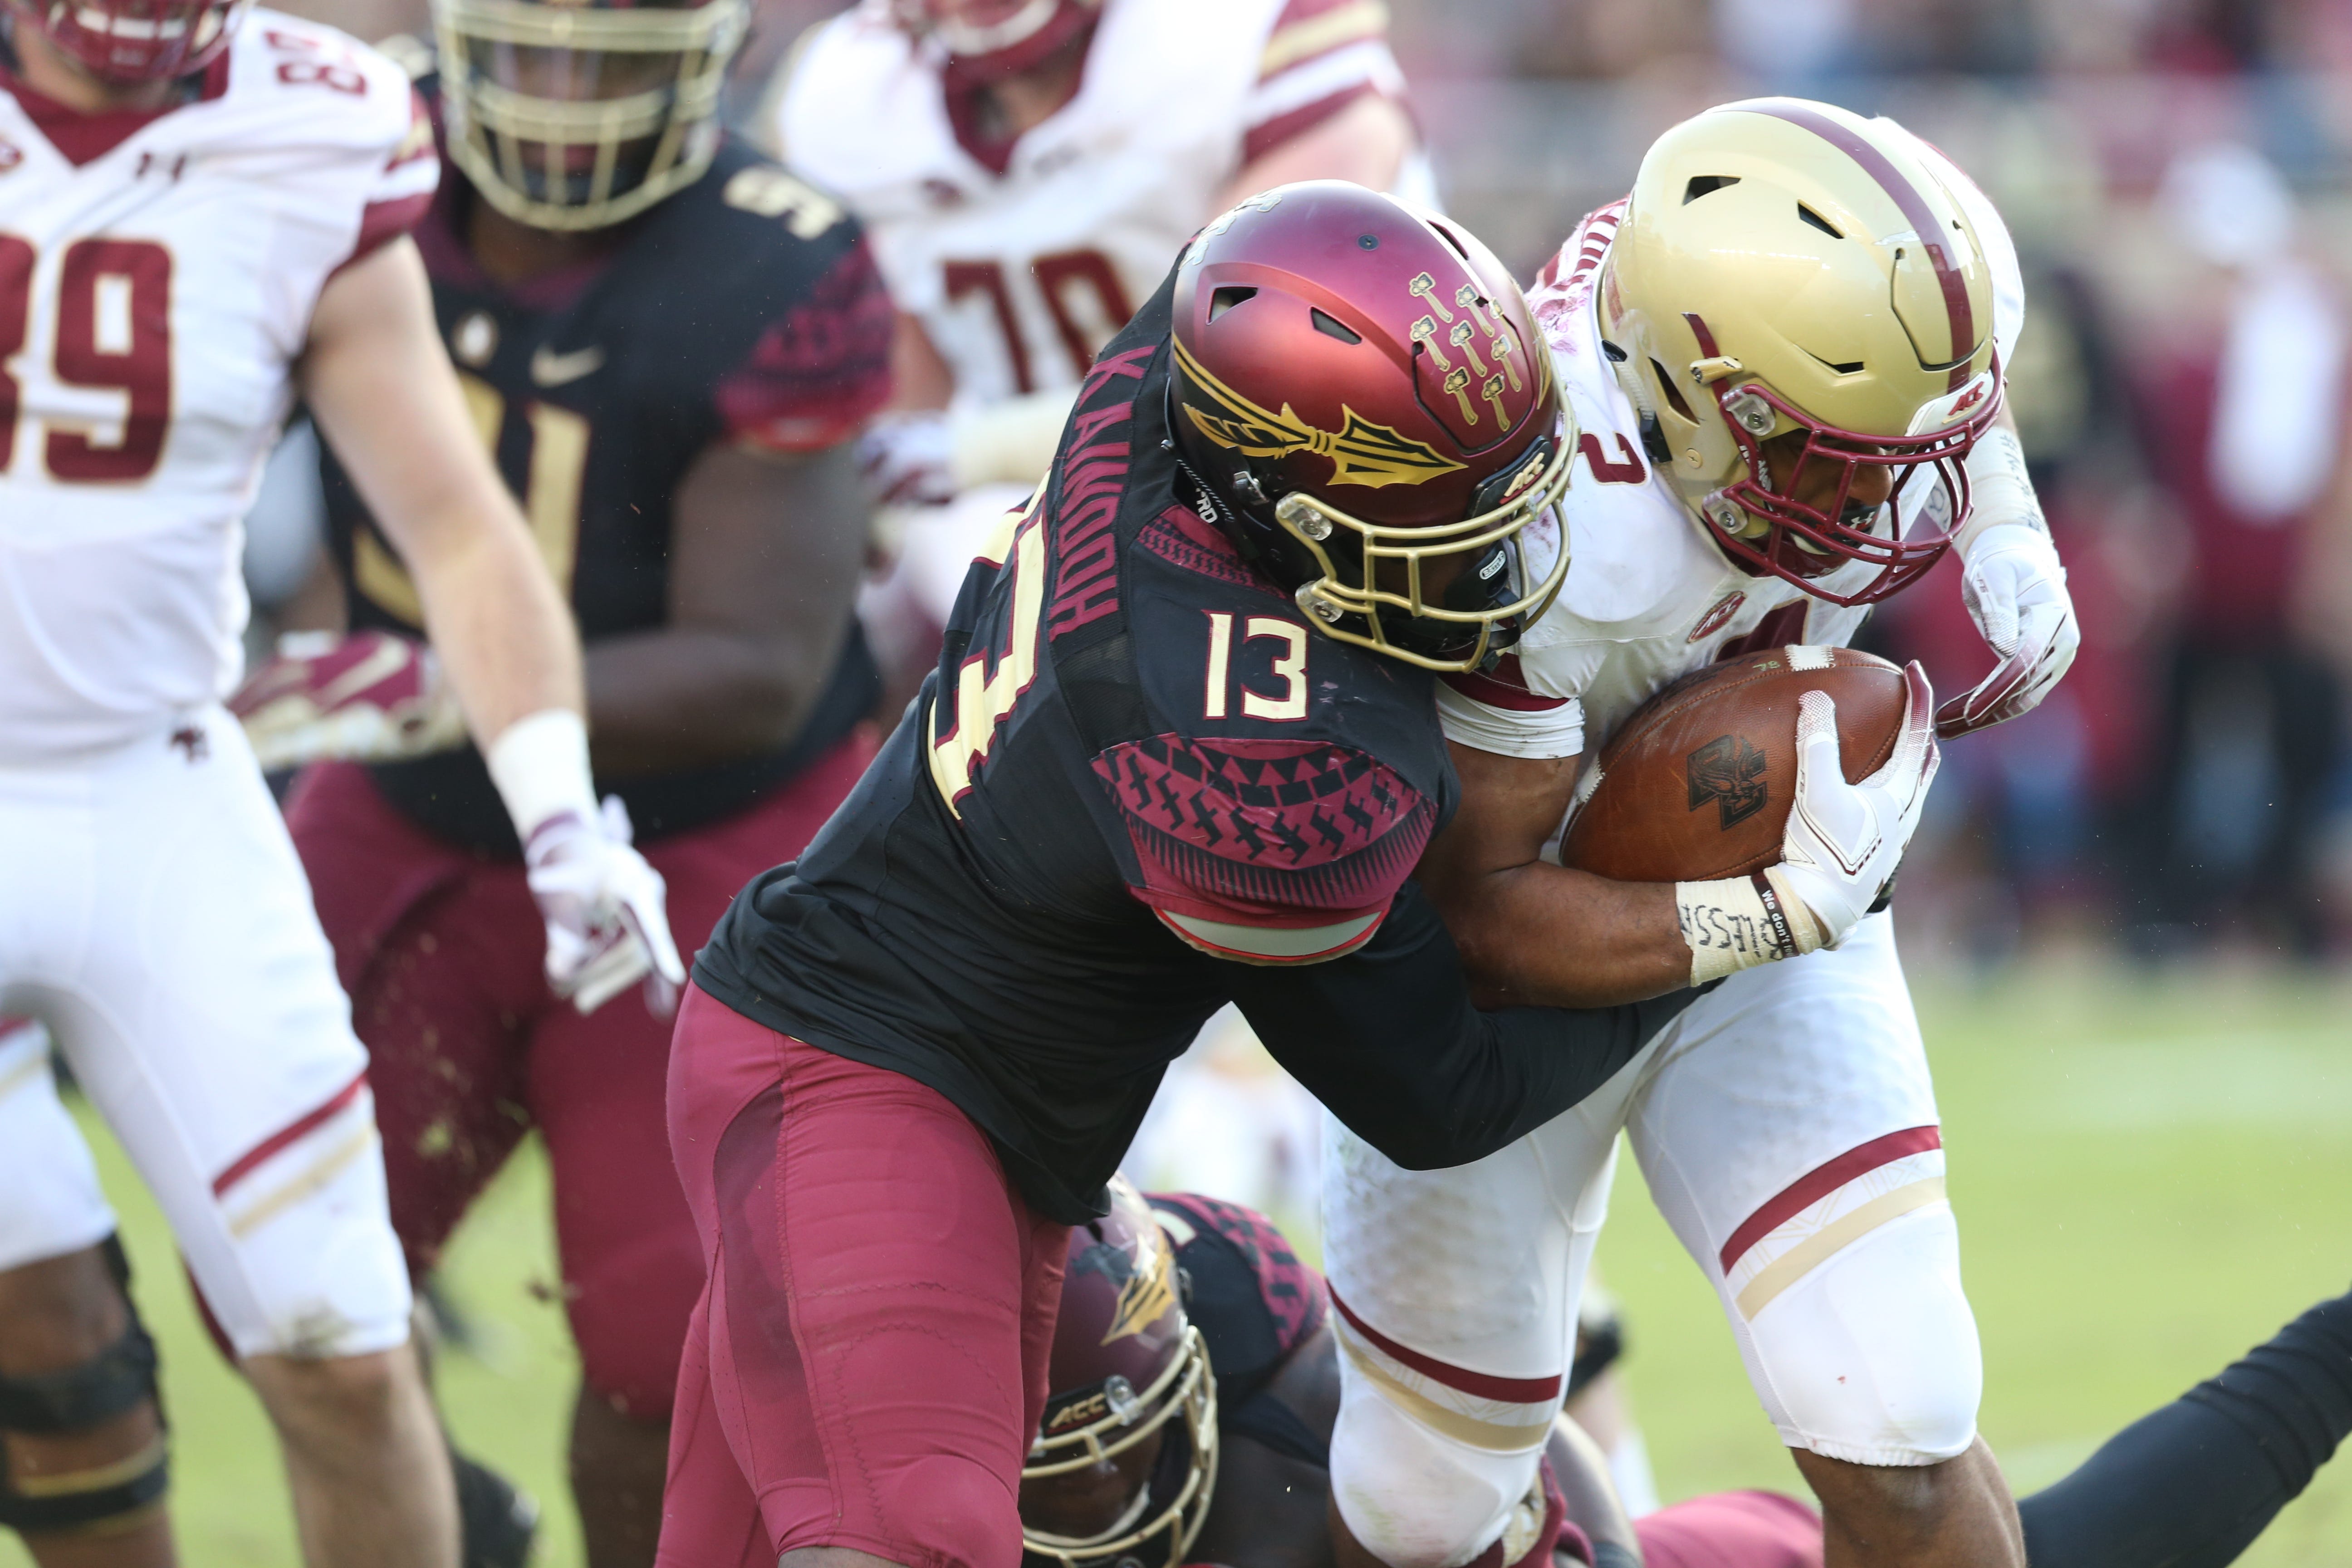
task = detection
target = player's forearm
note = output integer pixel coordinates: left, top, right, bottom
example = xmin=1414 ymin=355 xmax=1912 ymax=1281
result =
xmin=405 ymin=512 xmax=585 ymax=743
xmin=1230 ymin=887 xmax=1696 ymax=1171
xmin=581 ymin=623 xmax=847 ymax=776
xmin=1431 ymin=861 xmax=1692 ymax=1009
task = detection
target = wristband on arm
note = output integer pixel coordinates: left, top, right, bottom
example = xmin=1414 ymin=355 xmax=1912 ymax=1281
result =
xmin=1674 ymin=867 xmax=1823 ymax=985
xmin=485 ymin=708 xmax=600 ymax=844
xmin=1955 ymin=424 xmax=2047 ymax=554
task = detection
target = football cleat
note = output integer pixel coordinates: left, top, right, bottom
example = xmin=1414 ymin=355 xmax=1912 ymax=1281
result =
xmin=452 ymin=1451 xmax=539 ymax=1568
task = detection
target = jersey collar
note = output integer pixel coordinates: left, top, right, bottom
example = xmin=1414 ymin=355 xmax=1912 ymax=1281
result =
xmin=0 ymin=41 xmax=228 ymax=167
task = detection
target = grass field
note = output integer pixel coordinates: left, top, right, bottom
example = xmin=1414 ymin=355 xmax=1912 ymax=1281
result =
xmin=3 ymin=960 xmax=2348 ymax=1567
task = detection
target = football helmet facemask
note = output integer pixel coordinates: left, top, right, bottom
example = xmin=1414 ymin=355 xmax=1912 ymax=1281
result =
xmin=1602 ymin=96 xmax=2004 ymax=607
xmin=433 ymin=0 xmax=746 ymax=231
xmin=1022 ymin=1177 xmax=1218 ymax=1568
xmin=1170 ymin=182 xmax=1573 ymax=674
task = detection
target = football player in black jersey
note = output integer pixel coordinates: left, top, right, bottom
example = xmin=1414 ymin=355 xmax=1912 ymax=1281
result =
xmin=660 ymin=183 xmax=1935 ymax=1568
xmin=228 ymin=0 xmax=892 ymax=1560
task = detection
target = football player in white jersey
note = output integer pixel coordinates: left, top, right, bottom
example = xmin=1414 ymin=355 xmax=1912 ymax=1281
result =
xmin=0 ymin=0 xmax=680 ymax=1558
xmin=1320 ymin=101 xmax=2079 ymax=1568
xmin=768 ymin=0 xmax=1431 ymax=679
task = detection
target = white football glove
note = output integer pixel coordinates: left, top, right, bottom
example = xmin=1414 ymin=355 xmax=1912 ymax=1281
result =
xmin=1777 ymin=661 xmax=1940 ymax=948
xmin=523 ymin=797 xmax=686 ymax=1016
xmin=858 ymin=409 xmax=956 ymax=508
xmin=1937 ymin=528 xmax=2080 ymax=739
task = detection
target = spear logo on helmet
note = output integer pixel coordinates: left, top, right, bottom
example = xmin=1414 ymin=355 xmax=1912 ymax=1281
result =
xmin=1171 ymin=338 xmax=1466 ymax=490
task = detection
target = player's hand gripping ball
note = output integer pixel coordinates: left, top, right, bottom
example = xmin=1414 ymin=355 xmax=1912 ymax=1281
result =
xmin=524 ymin=797 xmax=687 ymax=1016
xmin=1561 ymin=647 xmax=1940 ymax=945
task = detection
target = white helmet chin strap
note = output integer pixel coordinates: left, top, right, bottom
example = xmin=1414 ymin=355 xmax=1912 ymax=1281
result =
xmin=933 ymin=0 xmax=1058 ymax=54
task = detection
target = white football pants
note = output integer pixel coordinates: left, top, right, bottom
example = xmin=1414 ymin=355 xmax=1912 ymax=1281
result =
xmin=1323 ymin=914 xmax=1980 ymax=1568
xmin=0 ymin=710 xmax=412 ymax=1360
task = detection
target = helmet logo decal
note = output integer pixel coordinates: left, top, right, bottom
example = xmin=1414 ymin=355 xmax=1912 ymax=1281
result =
xmin=1070 ymin=1233 xmax=1179 ymax=1346
xmin=1174 ymin=338 xmax=1468 ymax=489
xmin=1406 ymin=272 xmax=1455 ymax=322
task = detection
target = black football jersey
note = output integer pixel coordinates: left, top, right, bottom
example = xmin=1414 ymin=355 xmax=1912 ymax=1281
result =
xmin=698 ymin=267 xmax=1698 ymax=1223
xmin=323 ymin=96 xmax=892 ymax=854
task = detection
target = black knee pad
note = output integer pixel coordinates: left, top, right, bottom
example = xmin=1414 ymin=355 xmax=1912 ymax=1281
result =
xmin=0 ymin=1236 xmax=170 ymax=1534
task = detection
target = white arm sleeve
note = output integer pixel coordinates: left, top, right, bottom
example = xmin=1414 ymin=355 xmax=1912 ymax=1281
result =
xmin=1434 ymin=679 xmax=1585 ymax=760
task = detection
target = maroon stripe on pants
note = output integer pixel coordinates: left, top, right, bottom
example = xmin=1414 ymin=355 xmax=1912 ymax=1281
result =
xmin=212 ymin=1069 xmax=368 ymax=1197
xmin=1328 ymin=1286 xmax=1563 ymax=1404
xmin=1717 ymin=1125 xmax=1943 ymax=1275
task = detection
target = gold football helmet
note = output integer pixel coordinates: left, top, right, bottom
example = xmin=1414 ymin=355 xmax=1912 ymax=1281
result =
xmin=435 ymin=0 xmax=748 ymax=231
xmin=1601 ymin=97 xmax=2004 ymax=604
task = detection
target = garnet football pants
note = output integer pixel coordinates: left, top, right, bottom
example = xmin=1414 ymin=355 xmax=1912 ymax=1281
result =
xmin=658 ymin=985 xmax=1067 ymax=1568
xmin=1323 ymin=914 xmax=1977 ymax=1567
xmin=284 ymin=735 xmax=872 ymax=1421
xmin=0 ymin=710 xmax=410 ymax=1360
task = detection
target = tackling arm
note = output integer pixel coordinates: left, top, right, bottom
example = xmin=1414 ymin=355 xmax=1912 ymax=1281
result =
xmin=583 ymin=440 xmax=866 ymax=776
xmin=1225 ymin=885 xmax=1697 ymax=1172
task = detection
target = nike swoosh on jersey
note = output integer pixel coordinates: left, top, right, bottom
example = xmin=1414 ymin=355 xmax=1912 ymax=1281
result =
xmin=530 ymin=344 xmax=605 ymax=387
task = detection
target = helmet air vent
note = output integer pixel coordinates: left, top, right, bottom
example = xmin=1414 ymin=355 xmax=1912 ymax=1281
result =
xmin=1797 ymin=204 xmax=1844 ymax=238
xmin=1310 ymin=309 xmax=1362 ymax=344
xmin=1683 ymin=175 xmax=1741 ymax=203
xmin=1650 ymin=359 xmax=1696 ymax=422
xmin=1208 ymin=286 xmax=1257 ymax=323
xmin=1806 ymin=350 xmax=1865 ymax=375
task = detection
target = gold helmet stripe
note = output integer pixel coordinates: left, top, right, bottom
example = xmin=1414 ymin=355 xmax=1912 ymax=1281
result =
xmin=1742 ymin=98 xmax=1978 ymax=390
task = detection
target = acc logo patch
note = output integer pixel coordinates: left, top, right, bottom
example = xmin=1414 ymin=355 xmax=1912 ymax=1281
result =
xmin=1686 ymin=733 xmax=1767 ymax=829
xmin=1173 ymin=337 xmax=1465 ymax=490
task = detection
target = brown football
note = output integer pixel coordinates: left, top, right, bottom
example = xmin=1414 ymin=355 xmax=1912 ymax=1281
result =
xmin=1559 ymin=647 xmax=1908 ymax=883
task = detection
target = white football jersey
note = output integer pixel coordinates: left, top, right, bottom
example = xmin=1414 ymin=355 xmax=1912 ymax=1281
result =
xmin=774 ymin=0 xmax=1425 ymax=408
xmin=1438 ymin=123 xmax=2024 ymax=765
xmin=0 ymin=14 xmax=435 ymax=763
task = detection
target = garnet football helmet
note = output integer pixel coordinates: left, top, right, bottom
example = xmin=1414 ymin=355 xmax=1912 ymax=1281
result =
xmin=887 ymin=0 xmax=1100 ymax=78
xmin=1022 ymin=1177 xmax=1217 ymax=1568
xmin=8 ymin=0 xmax=245 ymax=81
xmin=1171 ymin=182 xmax=1573 ymax=673
xmin=434 ymin=0 xmax=746 ymax=231
xmin=1602 ymin=98 xmax=2004 ymax=606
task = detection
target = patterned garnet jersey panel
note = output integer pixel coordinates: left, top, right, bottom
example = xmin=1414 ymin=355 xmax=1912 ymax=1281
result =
xmin=692 ymin=263 xmax=1458 ymax=1224
xmin=1147 ymin=1190 xmax=1327 ymax=1407
xmin=320 ymin=81 xmax=893 ymax=852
